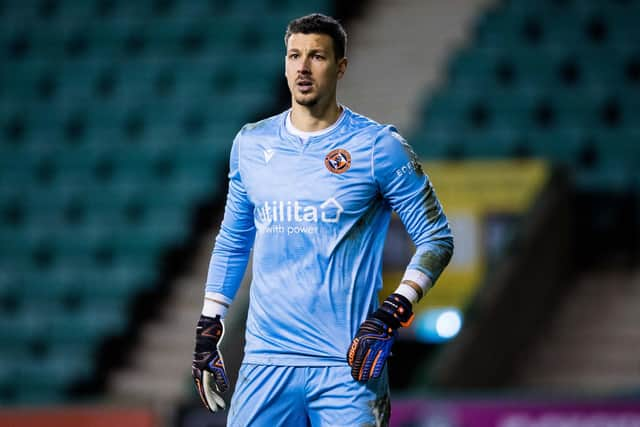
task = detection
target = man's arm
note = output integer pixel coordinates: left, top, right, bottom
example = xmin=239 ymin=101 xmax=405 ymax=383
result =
xmin=193 ymin=131 xmax=256 ymax=411
xmin=202 ymin=131 xmax=256 ymax=318
xmin=373 ymin=126 xmax=453 ymax=301
xmin=347 ymin=127 xmax=453 ymax=381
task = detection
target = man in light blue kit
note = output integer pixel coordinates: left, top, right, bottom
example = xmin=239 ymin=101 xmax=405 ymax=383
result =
xmin=191 ymin=13 xmax=453 ymax=426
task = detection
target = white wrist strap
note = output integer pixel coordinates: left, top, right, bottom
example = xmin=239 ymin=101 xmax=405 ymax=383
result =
xmin=394 ymin=269 xmax=432 ymax=303
xmin=202 ymin=292 xmax=231 ymax=318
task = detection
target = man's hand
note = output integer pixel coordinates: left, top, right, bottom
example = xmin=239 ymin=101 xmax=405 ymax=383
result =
xmin=192 ymin=315 xmax=229 ymax=412
xmin=347 ymin=294 xmax=414 ymax=381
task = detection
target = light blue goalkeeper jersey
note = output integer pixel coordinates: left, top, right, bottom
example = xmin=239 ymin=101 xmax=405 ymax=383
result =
xmin=206 ymin=106 xmax=453 ymax=366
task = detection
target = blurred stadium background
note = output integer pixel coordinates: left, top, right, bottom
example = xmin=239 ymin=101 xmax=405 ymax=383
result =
xmin=1 ymin=0 xmax=639 ymax=425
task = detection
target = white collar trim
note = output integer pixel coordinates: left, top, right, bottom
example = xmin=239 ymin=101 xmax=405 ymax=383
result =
xmin=286 ymin=107 xmax=345 ymax=141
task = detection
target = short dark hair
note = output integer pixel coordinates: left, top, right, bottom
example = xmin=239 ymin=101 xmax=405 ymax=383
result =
xmin=284 ymin=13 xmax=347 ymax=60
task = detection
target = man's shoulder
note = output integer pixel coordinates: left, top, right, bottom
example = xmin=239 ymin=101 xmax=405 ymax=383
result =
xmin=237 ymin=111 xmax=287 ymax=138
xmin=342 ymin=107 xmax=396 ymax=137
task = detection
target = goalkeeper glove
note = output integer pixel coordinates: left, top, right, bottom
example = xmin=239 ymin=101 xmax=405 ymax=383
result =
xmin=347 ymin=293 xmax=414 ymax=382
xmin=192 ymin=314 xmax=229 ymax=412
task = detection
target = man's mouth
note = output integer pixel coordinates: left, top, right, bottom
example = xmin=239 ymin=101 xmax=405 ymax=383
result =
xmin=297 ymin=79 xmax=313 ymax=92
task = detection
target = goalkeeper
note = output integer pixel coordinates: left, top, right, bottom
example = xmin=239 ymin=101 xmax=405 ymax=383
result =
xmin=192 ymin=13 xmax=453 ymax=426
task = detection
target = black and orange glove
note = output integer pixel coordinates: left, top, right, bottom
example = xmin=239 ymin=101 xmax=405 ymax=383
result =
xmin=192 ymin=315 xmax=229 ymax=412
xmin=347 ymin=294 xmax=414 ymax=381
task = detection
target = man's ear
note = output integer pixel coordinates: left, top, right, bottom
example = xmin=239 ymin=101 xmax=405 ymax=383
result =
xmin=337 ymin=57 xmax=348 ymax=79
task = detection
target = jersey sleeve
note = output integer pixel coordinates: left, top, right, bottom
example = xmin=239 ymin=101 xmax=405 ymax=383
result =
xmin=204 ymin=130 xmax=256 ymax=301
xmin=373 ymin=126 xmax=454 ymax=288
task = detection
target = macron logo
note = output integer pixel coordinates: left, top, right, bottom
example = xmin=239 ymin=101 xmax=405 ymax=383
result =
xmin=263 ymin=149 xmax=275 ymax=164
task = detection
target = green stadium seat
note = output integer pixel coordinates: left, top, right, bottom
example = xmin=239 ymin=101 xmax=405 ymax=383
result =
xmin=413 ymin=129 xmax=463 ymax=160
xmin=575 ymin=165 xmax=633 ymax=193
xmin=575 ymin=47 xmax=627 ymax=90
xmin=0 ymin=268 xmax=21 ymax=301
xmin=590 ymin=129 xmax=640 ymax=168
xmin=34 ymin=300 xmax=129 ymax=344
xmin=461 ymin=129 xmax=520 ymax=159
xmin=525 ymin=128 xmax=586 ymax=165
xmin=19 ymin=345 xmax=94 ymax=391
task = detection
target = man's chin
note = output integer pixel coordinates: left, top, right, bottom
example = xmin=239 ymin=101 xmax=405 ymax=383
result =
xmin=294 ymin=95 xmax=318 ymax=107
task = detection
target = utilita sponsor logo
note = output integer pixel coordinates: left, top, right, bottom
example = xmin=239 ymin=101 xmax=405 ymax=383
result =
xmin=256 ymin=198 xmax=344 ymax=235
xmin=256 ymin=198 xmax=343 ymax=224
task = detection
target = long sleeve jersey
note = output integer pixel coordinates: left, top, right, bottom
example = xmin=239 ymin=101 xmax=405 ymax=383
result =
xmin=205 ymin=106 xmax=453 ymax=366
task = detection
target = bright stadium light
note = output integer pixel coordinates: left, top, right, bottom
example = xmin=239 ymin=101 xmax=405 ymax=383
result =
xmin=414 ymin=308 xmax=463 ymax=343
xmin=435 ymin=310 xmax=462 ymax=339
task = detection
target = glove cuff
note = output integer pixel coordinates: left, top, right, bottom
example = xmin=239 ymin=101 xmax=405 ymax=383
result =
xmin=373 ymin=293 xmax=414 ymax=329
xmin=195 ymin=314 xmax=223 ymax=353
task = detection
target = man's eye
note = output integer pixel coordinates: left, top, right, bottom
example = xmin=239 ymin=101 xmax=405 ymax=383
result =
xmin=289 ymin=54 xmax=299 ymax=59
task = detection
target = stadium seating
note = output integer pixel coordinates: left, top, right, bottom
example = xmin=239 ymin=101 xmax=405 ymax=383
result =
xmin=412 ymin=0 xmax=640 ymax=193
xmin=0 ymin=0 xmax=329 ymax=405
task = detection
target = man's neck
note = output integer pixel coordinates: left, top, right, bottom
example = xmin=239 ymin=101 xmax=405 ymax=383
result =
xmin=289 ymin=101 xmax=342 ymax=132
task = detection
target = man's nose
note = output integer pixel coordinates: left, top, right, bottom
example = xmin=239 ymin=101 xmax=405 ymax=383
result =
xmin=297 ymin=56 xmax=311 ymax=74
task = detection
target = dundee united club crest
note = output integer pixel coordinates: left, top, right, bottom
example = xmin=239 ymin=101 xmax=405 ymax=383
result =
xmin=324 ymin=148 xmax=351 ymax=174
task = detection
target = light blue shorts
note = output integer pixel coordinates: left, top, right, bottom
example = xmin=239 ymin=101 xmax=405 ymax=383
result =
xmin=227 ymin=363 xmax=390 ymax=427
